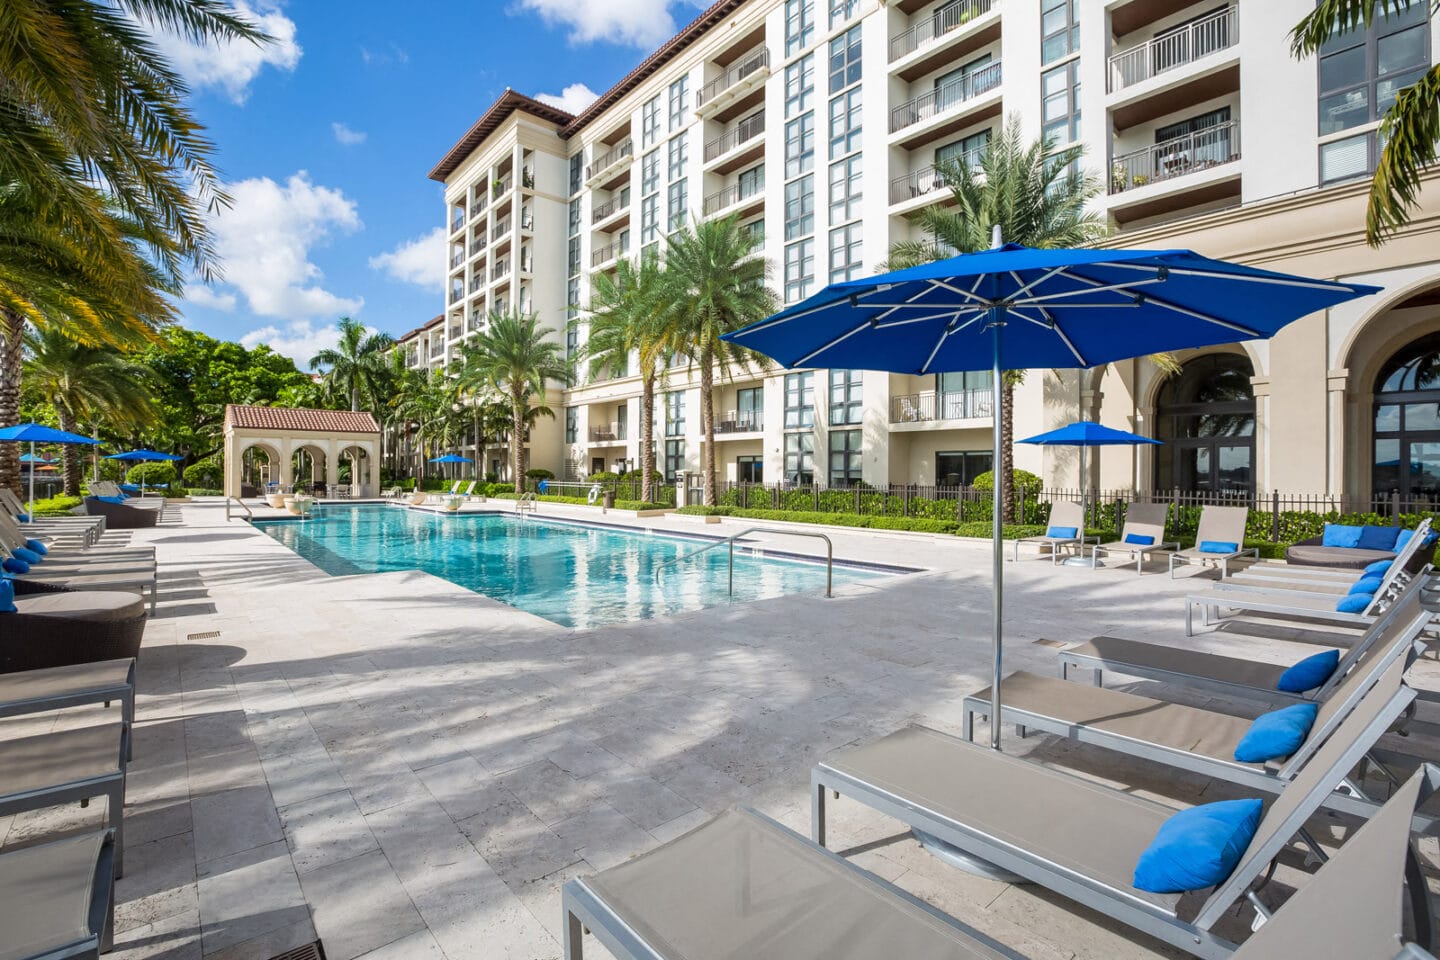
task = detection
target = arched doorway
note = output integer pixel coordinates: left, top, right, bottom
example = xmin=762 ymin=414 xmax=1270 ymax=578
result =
xmin=1153 ymin=353 xmax=1256 ymax=495
xmin=292 ymin=445 xmax=327 ymax=495
xmin=1372 ymin=332 xmax=1440 ymax=506
xmin=238 ymin=443 xmax=279 ymax=494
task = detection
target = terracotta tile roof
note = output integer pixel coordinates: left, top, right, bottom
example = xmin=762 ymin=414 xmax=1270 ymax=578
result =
xmin=224 ymin=405 xmax=380 ymax=434
xmin=396 ymin=315 xmax=445 ymax=342
xmin=428 ymin=90 xmax=575 ymax=182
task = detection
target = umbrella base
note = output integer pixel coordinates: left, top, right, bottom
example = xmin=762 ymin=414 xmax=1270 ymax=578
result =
xmin=1062 ymin=555 xmax=1099 ymax=568
xmin=912 ymin=828 xmax=1028 ymax=883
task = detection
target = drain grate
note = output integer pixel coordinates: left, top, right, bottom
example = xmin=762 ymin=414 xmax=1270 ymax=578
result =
xmin=268 ymin=942 xmax=326 ymax=960
xmin=186 ymin=630 xmax=222 ymax=641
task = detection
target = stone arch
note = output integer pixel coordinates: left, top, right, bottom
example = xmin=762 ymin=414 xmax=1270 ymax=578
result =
xmin=291 ymin=443 xmax=329 ymax=493
xmin=235 ymin=440 xmax=282 ymax=494
xmin=1145 ymin=351 xmax=1257 ymax=496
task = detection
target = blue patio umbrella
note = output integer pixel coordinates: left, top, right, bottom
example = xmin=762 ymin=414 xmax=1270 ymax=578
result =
xmin=18 ymin=453 xmax=54 ymax=464
xmin=724 ymin=241 xmax=1378 ymax=751
xmin=107 ymin=449 xmax=184 ymax=495
xmin=0 ymin=422 xmax=101 ymax=520
xmin=1018 ymin=421 xmax=1161 ymax=567
xmin=427 ymin=454 xmax=475 ymax=463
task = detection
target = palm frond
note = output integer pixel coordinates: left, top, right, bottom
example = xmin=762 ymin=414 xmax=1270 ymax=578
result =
xmin=1368 ymin=63 xmax=1440 ymax=245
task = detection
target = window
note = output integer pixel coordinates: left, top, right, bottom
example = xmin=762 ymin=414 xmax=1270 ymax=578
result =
xmin=1373 ymin=332 xmax=1440 ymax=503
xmin=935 ymin=450 xmax=992 ymax=486
xmin=665 ymin=440 xmax=685 ymax=481
xmin=828 ymin=87 xmax=862 ymax=159
xmin=564 ymin=407 xmax=578 ymax=443
xmin=830 ymin=0 xmax=861 ymax=27
xmin=1318 ymin=4 xmax=1428 ymax=137
xmin=1152 ymin=107 xmax=1235 ymax=173
xmin=738 ymin=164 xmax=765 ymax=200
xmin=569 ymin=154 xmax=584 ymax=196
xmin=668 ymin=76 xmax=689 ymax=132
xmin=829 ymin=223 xmax=863 ymax=282
xmin=828 ymin=154 xmax=862 ymax=222
xmin=641 ymin=150 xmax=660 ymax=195
xmin=566 ymin=318 xmax=579 ymax=360
xmin=785 ymin=55 xmax=814 ymax=118
xmin=1154 ymin=354 xmax=1256 ymax=495
xmin=667 ymin=135 xmax=688 ymax=181
xmin=1320 ymin=129 xmax=1384 ymax=185
xmin=785 ymin=0 xmax=814 ymax=56
xmin=616 ymin=403 xmax=628 ymax=440
xmin=829 ymin=429 xmax=863 ymax=486
xmin=829 ymin=368 xmax=863 ymax=425
xmin=737 ymin=455 xmax=764 ymax=483
xmin=568 ymin=198 xmax=581 ymax=236
xmin=665 ymin=391 xmax=686 ymax=436
xmin=785 ymin=114 xmax=815 ymax=179
xmin=828 ymin=26 xmax=861 ymax=93
xmin=1041 ymin=60 xmax=1081 ymax=144
xmin=642 ymin=96 xmax=661 ymax=147
xmin=741 ymin=218 xmax=765 ymax=245
xmin=641 ymin=194 xmax=659 ymax=246
xmin=784 ymin=371 xmax=815 ymax=428
xmin=567 ymin=237 xmax=581 ymax=276
xmin=784 ymin=432 xmax=815 ymax=484
xmin=667 ymin=179 xmax=688 ymax=232
xmin=936 ymin=129 xmax=989 ymax=170
xmin=784 ymin=238 xmax=815 ymax=303
xmin=736 ymin=387 xmax=763 ymax=430
xmin=567 ymin=277 xmax=580 ymax=319
xmin=1040 ymin=0 xmax=1078 ymax=65
xmin=784 ymin=175 xmax=815 ymax=240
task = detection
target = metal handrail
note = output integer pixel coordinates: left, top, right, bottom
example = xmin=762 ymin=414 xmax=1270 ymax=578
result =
xmin=1107 ymin=6 xmax=1237 ymax=93
xmin=889 ymin=61 xmax=1002 ymax=133
xmin=653 ymin=526 xmax=833 ymax=598
xmin=225 ymin=496 xmax=252 ymax=521
xmin=516 ymin=491 xmax=538 ymax=516
xmin=889 ymin=0 xmax=994 ymax=62
xmin=697 ymin=47 xmax=770 ymax=108
xmin=704 ymin=111 xmax=765 ymax=163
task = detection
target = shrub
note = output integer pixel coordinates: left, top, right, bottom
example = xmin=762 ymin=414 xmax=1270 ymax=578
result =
xmin=126 ymin=462 xmax=177 ymax=487
xmin=971 ymin=468 xmax=1042 ymax=497
xmin=485 ymin=482 xmax=515 ymax=495
xmin=29 ymin=494 xmax=84 ymax=517
xmin=587 ymin=470 xmax=619 ymax=483
xmin=183 ymin=457 xmax=222 ymax=488
xmin=186 ymin=488 xmax=224 ymax=496
xmin=676 ymin=505 xmax=962 ymax=534
xmin=525 ymin=468 xmax=555 ymax=481
xmin=485 ymin=471 xmax=499 ymax=483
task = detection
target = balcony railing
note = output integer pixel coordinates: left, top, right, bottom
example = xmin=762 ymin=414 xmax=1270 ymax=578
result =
xmin=449 ymin=211 xmax=465 ymax=233
xmin=470 ymin=236 xmax=487 ymax=256
xmin=890 ymin=389 xmax=993 ymax=423
xmin=470 ymin=196 xmax=487 ymax=217
xmin=890 ymin=61 xmax=1001 ymax=133
xmin=589 ymin=425 xmax=628 ymax=442
xmin=448 ymin=324 xmax=462 ymax=340
xmin=704 ymin=110 xmax=765 ymax=163
xmin=448 ymin=286 xmax=462 ymax=304
xmin=491 ymin=175 xmax=513 ymax=199
xmin=697 ymin=47 xmax=770 ymax=108
xmin=592 ymin=189 xmax=631 ymax=222
xmin=520 ymin=254 xmax=533 ymax=273
xmin=715 ymin=412 xmax=762 ymax=434
xmin=1109 ymin=120 xmax=1240 ymax=194
xmin=450 ymin=250 xmax=464 ymax=268
xmin=703 ymin=176 xmax=764 ymax=215
xmin=1108 ymin=6 xmax=1237 ymax=93
xmin=492 ymin=259 xmax=510 ymax=280
xmin=889 ymin=0 xmax=994 ymax=63
xmin=520 ymin=211 xmax=534 ymax=230
xmin=887 ymin=151 xmax=982 ymax=204
xmin=591 ymin=240 xmax=627 ymax=267
xmin=469 ymin=276 xmax=484 ymax=294
xmin=586 ymin=139 xmax=634 ymax=180
xmin=429 ymin=341 xmax=445 ymax=359
xmin=492 ymin=217 xmax=511 ymax=242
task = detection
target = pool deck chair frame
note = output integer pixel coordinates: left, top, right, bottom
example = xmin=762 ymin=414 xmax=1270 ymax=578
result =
xmin=0 ymin=660 xmax=136 ymax=761
xmin=1207 ymin=549 xmax=1421 ymax=604
xmin=1088 ymin=502 xmax=1179 ymax=574
xmin=12 ymin=565 xmax=158 ymax=615
xmin=812 ymin=679 xmax=1428 ymax=960
xmin=0 ymin=828 xmax=116 ymax=960
xmin=561 ymin=807 xmax=1029 ymax=960
xmin=1235 ymin=520 xmax=1432 ymax=589
xmin=1169 ymin=505 xmax=1257 ymax=578
xmin=1183 ymin=565 xmax=1423 ymax=637
xmin=1011 ymin=500 xmax=1093 ymax=565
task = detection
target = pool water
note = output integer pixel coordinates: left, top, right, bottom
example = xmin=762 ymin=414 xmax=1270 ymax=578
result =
xmin=254 ymin=505 xmax=883 ymax=628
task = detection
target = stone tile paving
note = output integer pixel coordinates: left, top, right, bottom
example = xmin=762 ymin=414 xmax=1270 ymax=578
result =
xmin=3 ymin=498 xmax=1438 ymax=960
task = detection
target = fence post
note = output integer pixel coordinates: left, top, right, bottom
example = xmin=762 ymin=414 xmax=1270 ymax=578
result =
xmin=813 ymin=485 xmax=819 ymax=511
xmin=1393 ymin=491 xmax=1401 ymax=525
xmin=1017 ymin=485 xmax=1025 ymax=526
xmin=903 ymin=485 xmax=910 ymax=517
xmin=1271 ymin=490 xmax=1280 ymax=542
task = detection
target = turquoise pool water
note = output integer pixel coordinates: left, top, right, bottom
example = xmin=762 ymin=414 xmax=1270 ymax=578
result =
xmin=254 ymin=505 xmax=883 ymax=628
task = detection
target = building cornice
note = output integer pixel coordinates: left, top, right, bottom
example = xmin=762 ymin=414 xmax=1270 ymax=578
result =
xmin=428 ymin=90 xmax=574 ymax=183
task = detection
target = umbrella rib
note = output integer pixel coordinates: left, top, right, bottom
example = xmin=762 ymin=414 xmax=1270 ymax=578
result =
xmin=916 ymin=324 xmax=954 ymax=375
xmin=928 ymin=277 xmax=995 ymax=307
xmin=873 ymin=310 xmax=973 ymax=329
xmin=1105 ymin=262 xmax=1366 ymax=292
xmin=1008 ymin=265 xmax=1070 ymax=300
xmin=1015 ymin=275 xmax=1167 ymax=306
xmin=793 ymin=317 xmax=877 ymax=368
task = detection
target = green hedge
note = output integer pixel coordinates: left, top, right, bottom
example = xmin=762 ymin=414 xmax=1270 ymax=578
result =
xmin=489 ymin=493 xmax=668 ymax=510
xmin=183 ymin=458 xmax=221 ymax=488
xmin=679 ymin=505 xmax=964 ymax=535
xmin=126 ymin=462 xmax=177 ymax=486
xmin=28 ymin=494 xmax=84 ymax=517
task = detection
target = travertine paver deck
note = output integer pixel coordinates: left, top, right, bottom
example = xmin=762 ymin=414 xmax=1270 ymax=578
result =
xmin=3 ymin=498 xmax=1438 ymax=960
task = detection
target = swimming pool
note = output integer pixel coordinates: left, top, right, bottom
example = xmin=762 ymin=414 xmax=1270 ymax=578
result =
xmin=254 ymin=505 xmax=886 ymax=628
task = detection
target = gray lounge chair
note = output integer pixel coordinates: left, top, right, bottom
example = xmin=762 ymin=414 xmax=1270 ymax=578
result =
xmin=0 ymin=829 xmax=115 ymax=960
xmin=1236 ymin=519 xmax=1432 ymax=589
xmin=1184 ymin=566 xmax=1415 ymax=637
xmin=1086 ymin=501 xmax=1179 ymax=574
xmin=82 ymin=497 xmax=159 ymax=529
xmin=10 ymin=561 xmax=157 ymax=614
xmin=813 ymin=671 xmax=1427 ymax=959
xmin=1169 ymin=505 xmax=1257 ymax=578
xmin=0 ymin=660 xmax=135 ymax=760
xmin=1 ymin=514 xmax=154 ymax=564
xmin=1010 ymin=500 xmax=1091 ymax=564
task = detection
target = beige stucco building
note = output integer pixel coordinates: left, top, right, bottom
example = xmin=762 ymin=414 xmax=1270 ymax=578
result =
xmin=223 ymin=405 xmax=382 ymax=499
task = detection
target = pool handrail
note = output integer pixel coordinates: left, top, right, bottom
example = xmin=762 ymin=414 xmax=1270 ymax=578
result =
xmin=654 ymin=526 xmax=833 ymax=598
xmin=225 ymin=496 xmax=252 ymax=522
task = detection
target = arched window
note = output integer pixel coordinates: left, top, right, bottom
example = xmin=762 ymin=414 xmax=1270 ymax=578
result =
xmin=1154 ymin=354 xmax=1256 ymax=494
xmin=1373 ymin=332 xmax=1440 ymax=503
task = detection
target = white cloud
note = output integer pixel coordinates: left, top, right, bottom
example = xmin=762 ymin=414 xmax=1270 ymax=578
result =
xmin=513 ymin=0 xmax=677 ymax=47
xmin=151 ymin=1 xmax=302 ymax=104
xmin=240 ymin=319 xmax=345 ymax=365
xmin=332 ymin=122 xmax=367 ymax=145
xmin=537 ymin=82 xmax=600 ymax=114
xmin=369 ymin=226 xmax=447 ymax=290
xmin=203 ymin=171 xmax=363 ymax=322
xmin=360 ymin=44 xmax=409 ymax=66
xmin=184 ymin=283 xmax=237 ymax=312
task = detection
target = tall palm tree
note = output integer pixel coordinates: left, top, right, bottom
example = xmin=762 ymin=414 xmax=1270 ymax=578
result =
xmin=309 ymin=317 xmax=396 ymax=412
xmin=23 ymin=328 xmax=158 ymax=495
xmin=1291 ymin=1 xmax=1440 ymax=245
xmin=394 ymin=370 xmax=461 ymax=474
xmin=887 ymin=117 xmax=1112 ymax=522
xmin=661 ymin=217 xmax=776 ymax=506
xmin=584 ymin=251 xmax=672 ymax=503
xmin=456 ymin=312 xmax=573 ymax=492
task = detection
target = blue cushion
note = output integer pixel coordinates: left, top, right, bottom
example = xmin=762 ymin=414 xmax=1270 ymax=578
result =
xmin=0 ymin=578 xmax=12 ymax=613
xmin=1357 ymin=525 xmax=1400 ymax=552
xmin=23 ymin=539 xmax=47 ymax=556
xmin=12 ymin=547 xmax=41 ymax=565
xmin=1199 ymin=540 xmax=1238 ymax=554
xmin=1132 ymin=799 xmax=1264 ymax=894
xmin=14 ymin=513 xmax=28 ymax=522
xmin=1348 ymin=575 xmax=1384 ymax=595
xmin=1277 ymin=650 xmax=1340 ymax=693
xmin=94 ymin=496 xmax=127 ymax=504
xmin=1234 ymin=703 xmax=1319 ymax=763
xmin=1047 ymin=526 xmax=1077 ymax=539
xmin=1364 ymin=559 xmax=1393 ymax=576
xmin=1322 ymin=524 xmax=1364 ymax=549
xmin=1124 ymin=533 xmax=1155 ymax=545
xmin=1394 ymin=527 xmax=1435 ymax=551
xmin=1336 ymin=592 xmax=1372 ymax=613
xmin=2 ymin=556 xmax=29 ymax=574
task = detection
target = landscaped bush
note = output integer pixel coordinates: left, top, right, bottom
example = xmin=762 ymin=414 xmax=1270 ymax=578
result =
xmin=587 ymin=470 xmax=619 ymax=483
xmin=525 ymin=468 xmax=555 ymax=481
xmin=971 ymin=468 xmax=1043 ymax=496
xmin=29 ymin=494 xmax=84 ymax=517
xmin=126 ymin=462 xmax=177 ymax=487
xmin=183 ymin=458 xmax=222 ymax=488
xmin=678 ymin=505 xmax=963 ymax=534
xmin=485 ymin=482 xmax=515 ymax=495
xmin=186 ymin=488 xmax=224 ymax=496
xmin=489 ymin=492 xmax=668 ymax=510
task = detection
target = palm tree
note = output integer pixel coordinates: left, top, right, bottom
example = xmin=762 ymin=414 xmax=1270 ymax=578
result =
xmin=394 ymin=370 xmax=461 ymax=475
xmin=661 ymin=217 xmax=776 ymax=506
xmin=584 ymin=251 xmax=673 ymax=503
xmin=886 ymin=117 xmax=1113 ymax=522
xmin=456 ymin=312 xmax=572 ymax=492
xmin=1290 ymin=1 xmax=1440 ymax=245
xmin=309 ymin=317 xmax=396 ymax=411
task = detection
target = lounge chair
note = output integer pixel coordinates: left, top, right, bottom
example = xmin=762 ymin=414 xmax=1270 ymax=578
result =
xmin=82 ymin=497 xmax=159 ymax=529
xmin=1209 ymin=557 xmax=1420 ymax=601
xmin=0 ymin=660 xmax=135 ymax=760
xmin=0 ymin=489 xmax=106 ymax=544
xmin=1168 ymin=505 xmax=1257 ymax=578
xmin=2 ymin=582 xmax=148 ymax=673
xmin=0 ymin=515 xmax=154 ymax=565
xmin=1234 ymin=519 xmax=1433 ymax=589
xmin=1010 ymin=500 xmax=1091 ymax=564
xmin=1086 ymin=501 xmax=1179 ymax=573
xmin=813 ymin=667 xmax=1428 ymax=959
xmin=1183 ymin=564 xmax=1422 ymax=637
xmin=0 ymin=829 xmax=116 ymax=960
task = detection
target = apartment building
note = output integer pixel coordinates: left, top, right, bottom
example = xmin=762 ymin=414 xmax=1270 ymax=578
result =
xmin=411 ymin=0 xmax=1440 ymax=506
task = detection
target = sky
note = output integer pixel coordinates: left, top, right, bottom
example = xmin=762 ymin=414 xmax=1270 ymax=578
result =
xmin=168 ymin=0 xmax=711 ymax=365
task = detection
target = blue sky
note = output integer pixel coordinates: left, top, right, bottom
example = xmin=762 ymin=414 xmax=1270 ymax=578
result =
xmin=170 ymin=0 xmax=708 ymax=364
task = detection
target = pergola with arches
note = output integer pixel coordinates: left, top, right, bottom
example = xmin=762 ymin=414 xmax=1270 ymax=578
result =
xmin=222 ymin=404 xmax=381 ymax=498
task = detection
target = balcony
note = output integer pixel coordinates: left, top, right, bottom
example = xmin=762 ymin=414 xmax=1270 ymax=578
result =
xmin=1108 ymin=120 xmax=1241 ymax=224
xmin=449 ymin=211 xmax=465 ymax=234
xmin=889 ymin=0 xmax=1000 ymax=82
xmin=887 ymin=151 xmax=981 ymax=207
xmin=890 ymin=389 xmax=993 ymax=424
xmin=589 ymin=425 xmax=628 ymax=443
xmin=592 ymin=189 xmax=631 ymax=224
xmin=450 ymin=249 xmax=464 ymax=268
xmin=703 ymin=176 xmax=765 ymax=217
xmin=469 ymin=195 xmax=487 ymax=218
xmin=491 ymin=175 xmax=513 ymax=200
xmin=703 ymin=111 xmax=765 ymax=171
xmin=448 ymin=285 xmax=462 ymax=305
xmin=492 ymin=258 xmax=510 ymax=281
xmin=715 ymin=411 xmax=762 ymax=435
xmin=520 ymin=210 xmax=534 ymax=231
xmin=470 ymin=236 xmax=487 ymax=257
xmin=586 ymin=139 xmax=634 ymax=189
xmin=696 ymin=48 xmax=770 ymax=117
xmin=520 ymin=253 xmax=533 ymax=274
xmin=428 ymin=341 xmax=445 ymax=360
xmin=890 ymin=62 xmax=1002 ymax=143
xmin=591 ymin=239 xmax=628 ymax=269
xmin=492 ymin=217 xmax=512 ymax=243
xmin=448 ymin=323 xmax=462 ymax=340
xmin=1109 ymin=6 xmax=1237 ymax=93
xmin=468 ymin=275 xmax=484 ymax=294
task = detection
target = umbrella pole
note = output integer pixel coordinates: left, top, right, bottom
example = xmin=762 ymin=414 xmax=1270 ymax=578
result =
xmin=989 ymin=309 xmax=1005 ymax=751
xmin=27 ymin=441 xmax=35 ymax=520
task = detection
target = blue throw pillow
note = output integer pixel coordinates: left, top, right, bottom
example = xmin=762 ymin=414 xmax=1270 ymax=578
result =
xmin=1199 ymin=540 xmax=1238 ymax=554
xmin=1364 ymin=559 xmax=1393 ymax=576
xmin=1277 ymin=650 xmax=1340 ymax=693
xmin=2 ymin=556 xmax=29 ymax=574
xmin=1348 ymin=575 xmax=1384 ymax=595
xmin=1234 ymin=703 xmax=1319 ymax=763
xmin=23 ymin=539 xmax=47 ymax=556
xmin=12 ymin=547 xmax=41 ymax=565
xmin=95 ymin=495 xmax=127 ymax=504
xmin=1357 ymin=525 xmax=1400 ymax=552
xmin=1322 ymin=524 xmax=1364 ymax=549
xmin=1125 ymin=533 xmax=1155 ymax=545
xmin=1047 ymin=526 xmax=1077 ymax=539
xmin=1132 ymin=799 xmax=1264 ymax=894
xmin=14 ymin=513 xmax=28 ymax=522
xmin=1394 ymin=528 xmax=1435 ymax=551
xmin=1336 ymin=592 xmax=1372 ymax=613
xmin=0 ymin=578 xmax=13 ymax=613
